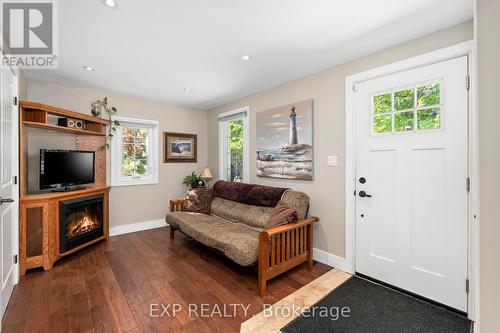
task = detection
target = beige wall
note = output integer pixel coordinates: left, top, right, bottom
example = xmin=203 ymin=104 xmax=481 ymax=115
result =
xmin=18 ymin=70 xmax=28 ymax=100
xmin=26 ymin=80 xmax=207 ymax=228
xmin=477 ymin=0 xmax=500 ymax=330
xmin=207 ymin=21 xmax=473 ymax=258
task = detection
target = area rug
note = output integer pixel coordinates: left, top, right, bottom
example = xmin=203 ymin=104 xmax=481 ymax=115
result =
xmin=282 ymin=276 xmax=472 ymax=333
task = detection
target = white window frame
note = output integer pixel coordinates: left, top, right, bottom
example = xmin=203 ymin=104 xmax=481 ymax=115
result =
xmin=111 ymin=116 xmax=159 ymax=187
xmin=218 ymin=106 xmax=250 ymax=183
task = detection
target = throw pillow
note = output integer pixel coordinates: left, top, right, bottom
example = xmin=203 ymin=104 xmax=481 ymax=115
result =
xmin=267 ymin=201 xmax=298 ymax=229
xmin=185 ymin=188 xmax=213 ymax=215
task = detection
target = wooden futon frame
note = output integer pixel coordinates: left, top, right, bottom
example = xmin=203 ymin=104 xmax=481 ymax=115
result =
xmin=169 ymin=199 xmax=318 ymax=297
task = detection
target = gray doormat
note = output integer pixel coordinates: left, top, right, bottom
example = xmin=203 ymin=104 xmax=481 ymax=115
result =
xmin=282 ymin=276 xmax=472 ymax=333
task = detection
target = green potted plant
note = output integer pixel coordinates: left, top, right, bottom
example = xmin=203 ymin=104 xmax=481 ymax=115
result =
xmin=182 ymin=171 xmax=204 ymax=189
xmin=96 ymin=96 xmax=120 ymax=150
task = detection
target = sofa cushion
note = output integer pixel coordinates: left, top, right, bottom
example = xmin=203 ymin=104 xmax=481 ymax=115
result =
xmin=282 ymin=190 xmax=310 ymax=219
xmin=267 ymin=201 xmax=298 ymax=229
xmin=211 ymin=197 xmax=273 ymax=229
xmin=212 ymin=180 xmax=288 ymax=207
xmin=185 ymin=188 xmax=213 ymax=215
xmin=166 ymin=211 xmax=259 ymax=266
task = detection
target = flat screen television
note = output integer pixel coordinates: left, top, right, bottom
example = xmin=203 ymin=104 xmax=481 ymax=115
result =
xmin=40 ymin=149 xmax=95 ymax=191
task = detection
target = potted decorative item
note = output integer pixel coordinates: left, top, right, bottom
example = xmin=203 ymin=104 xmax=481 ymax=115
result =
xmin=96 ymin=97 xmax=120 ymax=149
xmin=182 ymin=171 xmax=205 ymax=189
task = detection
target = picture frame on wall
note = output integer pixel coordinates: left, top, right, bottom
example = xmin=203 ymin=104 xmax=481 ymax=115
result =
xmin=256 ymin=99 xmax=314 ymax=180
xmin=163 ymin=132 xmax=197 ymax=163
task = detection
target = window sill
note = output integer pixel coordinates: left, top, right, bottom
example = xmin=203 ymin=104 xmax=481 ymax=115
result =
xmin=111 ymin=178 xmax=159 ymax=187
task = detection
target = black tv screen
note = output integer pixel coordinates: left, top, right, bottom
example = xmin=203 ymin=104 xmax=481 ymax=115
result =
xmin=40 ymin=150 xmax=95 ymax=189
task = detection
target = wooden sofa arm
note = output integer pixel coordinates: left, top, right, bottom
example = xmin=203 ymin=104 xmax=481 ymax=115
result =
xmin=258 ymin=216 xmax=318 ymax=297
xmin=169 ymin=198 xmax=187 ymax=212
xmin=261 ymin=216 xmax=319 ymax=237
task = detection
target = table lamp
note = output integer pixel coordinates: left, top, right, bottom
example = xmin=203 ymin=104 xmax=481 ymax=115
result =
xmin=200 ymin=166 xmax=213 ymax=188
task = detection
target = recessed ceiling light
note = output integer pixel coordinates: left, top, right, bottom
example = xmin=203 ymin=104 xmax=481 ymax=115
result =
xmin=101 ymin=0 xmax=118 ymax=9
xmin=241 ymin=54 xmax=252 ymax=61
xmin=184 ymin=88 xmax=191 ymax=92
xmin=83 ymin=65 xmax=95 ymax=71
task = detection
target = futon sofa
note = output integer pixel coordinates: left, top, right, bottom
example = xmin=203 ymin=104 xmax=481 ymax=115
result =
xmin=165 ymin=180 xmax=318 ymax=296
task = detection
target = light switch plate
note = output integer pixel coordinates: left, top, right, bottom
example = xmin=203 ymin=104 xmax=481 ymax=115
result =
xmin=327 ymin=155 xmax=337 ymax=167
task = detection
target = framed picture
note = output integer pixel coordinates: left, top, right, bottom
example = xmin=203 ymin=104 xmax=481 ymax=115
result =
xmin=163 ymin=132 xmax=197 ymax=163
xmin=256 ymin=99 xmax=313 ymax=180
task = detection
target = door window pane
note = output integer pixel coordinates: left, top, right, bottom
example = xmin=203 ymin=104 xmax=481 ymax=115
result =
xmin=394 ymin=89 xmax=414 ymax=111
xmin=417 ymin=107 xmax=440 ymax=130
xmin=394 ymin=111 xmax=414 ymax=132
xmin=373 ymin=114 xmax=392 ymax=134
xmin=417 ymin=83 xmax=440 ymax=107
xmin=373 ymin=94 xmax=391 ymax=114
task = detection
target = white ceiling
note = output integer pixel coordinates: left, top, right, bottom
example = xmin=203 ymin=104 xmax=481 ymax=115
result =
xmin=26 ymin=0 xmax=473 ymax=110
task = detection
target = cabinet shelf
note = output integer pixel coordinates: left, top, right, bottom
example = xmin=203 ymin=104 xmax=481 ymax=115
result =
xmin=23 ymin=120 xmax=106 ymax=136
xmin=21 ymin=101 xmax=109 ymax=136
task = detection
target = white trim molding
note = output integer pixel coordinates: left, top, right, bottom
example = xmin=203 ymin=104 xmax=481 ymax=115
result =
xmin=109 ymin=219 xmax=167 ymax=237
xmin=313 ymin=248 xmax=352 ymax=273
xmin=345 ymin=40 xmax=478 ymax=319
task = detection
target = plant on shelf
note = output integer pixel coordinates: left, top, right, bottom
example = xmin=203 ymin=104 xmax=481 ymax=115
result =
xmin=97 ymin=97 xmax=120 ymax=149
xmin=183 ymin=171 xmax=201 ymax=189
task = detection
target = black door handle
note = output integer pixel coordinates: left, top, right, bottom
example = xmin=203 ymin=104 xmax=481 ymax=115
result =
xmin=358 ymin=190 xmax=372 ymax=198
xmin=0 ymin=197 xmax=14 ymax=205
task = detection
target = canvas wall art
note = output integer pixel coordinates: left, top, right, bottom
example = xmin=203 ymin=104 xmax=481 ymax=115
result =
xmin=256 ymin=99 xmax=313 ymax=180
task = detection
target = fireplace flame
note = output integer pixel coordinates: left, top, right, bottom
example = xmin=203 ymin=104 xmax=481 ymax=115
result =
xmin=66 ymin=209 xmax=100 ymax=239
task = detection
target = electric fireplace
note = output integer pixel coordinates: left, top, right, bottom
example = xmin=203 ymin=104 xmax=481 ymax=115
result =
xmin=59 ymin=194 xmax=104 ymax=253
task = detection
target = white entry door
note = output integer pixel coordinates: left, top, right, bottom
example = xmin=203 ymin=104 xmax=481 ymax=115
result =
xmin=0 ymin=66 xmax=18 ymax=320
xmin=355 ymin=56 xmax=469 ymax=311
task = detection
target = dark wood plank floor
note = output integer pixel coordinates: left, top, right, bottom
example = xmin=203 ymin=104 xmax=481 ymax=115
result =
xmin=2 ymin=226 xmax=331 ymax=333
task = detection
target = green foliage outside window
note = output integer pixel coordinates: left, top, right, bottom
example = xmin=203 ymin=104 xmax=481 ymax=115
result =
xmin=229 ymin=119 xmax=243 ymax=181
xmin=122 ymin=128 xmax=149 ymax=176
xmin=373 ymin=83 xmax=441 ymax=134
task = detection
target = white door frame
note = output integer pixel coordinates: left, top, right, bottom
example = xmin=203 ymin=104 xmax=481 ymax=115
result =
xmin=345 ymin=41 xmax=478 ymax=320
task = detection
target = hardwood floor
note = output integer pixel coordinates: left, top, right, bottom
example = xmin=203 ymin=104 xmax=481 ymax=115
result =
xmin=2 ymin=226 xmax=331 ymax=333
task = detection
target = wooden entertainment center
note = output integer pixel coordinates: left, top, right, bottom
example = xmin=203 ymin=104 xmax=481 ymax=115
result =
xmin=19 ymin=101 xmax=110 ymax=275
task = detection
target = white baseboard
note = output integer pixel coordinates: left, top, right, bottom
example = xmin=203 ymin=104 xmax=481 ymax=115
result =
xmin=313 ymin=248 xmax=353 ymax=274
xmin=109 ymin=219 xmax=167 ymax=237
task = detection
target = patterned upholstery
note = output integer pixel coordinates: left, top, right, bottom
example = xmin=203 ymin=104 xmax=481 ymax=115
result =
xmin=165 ymin=187 xmax=310 ymax=266
xmin=166 ymin=211 xmax=259 ymax=266
xmin=211 ymin=197 xmax=273 ymax=229
xmin=282 ymin=190 xmax=310 ymax=219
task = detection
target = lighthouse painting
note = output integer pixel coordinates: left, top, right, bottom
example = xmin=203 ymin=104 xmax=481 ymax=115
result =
xmin=256 ymin=99 xmax=313 ymax=180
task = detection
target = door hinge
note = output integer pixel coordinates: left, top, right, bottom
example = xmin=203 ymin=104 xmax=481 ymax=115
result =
xmin=352 ymin=83 xmax=358 ymax=92
xmin=13 ymin=176 xmax=17 ymax=185
xmin=466 ymin=75 xmax=471 ymax=90
xmin=14 ymin=254 xmax=18 ymax=264
xmin=466 ymin=278 xmax=470 ymax=294
xmin=466 ymin=177 xmax=471 ymax=193
xmin=13 ymin=96 xmax=18 ymax=105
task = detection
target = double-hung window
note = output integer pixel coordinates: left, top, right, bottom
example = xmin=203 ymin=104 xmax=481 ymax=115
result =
xmin=111 ymin=116 xmax=158 ymax=186
xmin=218 ymin=107 xmax=249 ymax=182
